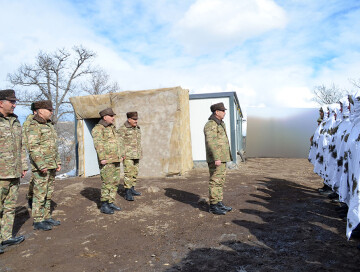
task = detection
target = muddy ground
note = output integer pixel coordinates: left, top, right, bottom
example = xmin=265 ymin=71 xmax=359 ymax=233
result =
xmin=1 ymin=158 xmax=360 ymax=272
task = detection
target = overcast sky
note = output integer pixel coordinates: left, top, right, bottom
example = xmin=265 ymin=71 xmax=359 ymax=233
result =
xmin=1 ymin=0 xmax=360 ymax=113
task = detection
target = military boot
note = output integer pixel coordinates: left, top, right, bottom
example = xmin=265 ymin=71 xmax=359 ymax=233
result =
xmin=217 ymin=201 xmax=232 ymax=212
xmin=100 ymin=201 xmax=114 ymax=214
xmin=131 ymin=186 xmax=141 ymax=196
xmin=1 ymin=235 xmax=25 ymax=247
xmin=108 ymin=202 xmax=121 ymax=211
xmin=34 ymin=221 xmax=52 ymax=231
xmin=124 ymin=189 xmax=134 ymax=201
xmin=44 ymin=218 xmax=61 ymax=226
xmin=209 ymin=204 xmax=226 ymax=215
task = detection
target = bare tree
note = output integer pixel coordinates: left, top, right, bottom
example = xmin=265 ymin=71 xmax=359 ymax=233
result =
xmin=7 ymin=46 xmax=97 ymax=124
xmin=312 ymin=84 xmax=346 ymax=105
xmin=350 ymin=78 xmax=360 ymax=90
xmin=81 ymin=69 xmax=120 ymax=95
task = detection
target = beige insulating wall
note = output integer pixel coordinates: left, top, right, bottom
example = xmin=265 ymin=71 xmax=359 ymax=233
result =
xmin=70 ymin=86 xmax=193 ymax=177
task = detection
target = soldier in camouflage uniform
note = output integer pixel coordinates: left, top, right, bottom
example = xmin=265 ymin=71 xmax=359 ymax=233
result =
xmin=118 ymin=112 xmax=142 ymax=201
xmin=204 ymin=102 xmax=233 ymax=215
xmin=26 ymin=100 xmax=61 ymax=231
xmin=22 ymin=103 xmax=36 ymax=209
xmin=92 ymin=108 xmax=123 ymax=214
xmin=0 ymin=89 xmax=27 ymax=254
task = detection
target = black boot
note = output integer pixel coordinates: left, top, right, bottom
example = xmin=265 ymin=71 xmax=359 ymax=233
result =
xmin=217 ymin=201 xmax=232 ymax=212
xmin=1 ymin=235 xmax=25 ymax=247
xmin=108 ymin=202 xmax=121 ymax=211
xmin=44 ymin=218 xmax=61 ymax=226
xmin=328 ymin=192 xmax=338 ymax=199
xmin=28 ymin=198 xmax=32 ymax=209
xmin=131 ymin=186 xmax=141 ymax=196
xmin=209 ymin=203 xmax=226 ymax=215
xmin=124 ymin=189 xmax=134 ymax=201
xmin=318 ymin=184 xmax=330 ymax=193
xmin=100 ymin=201 xmax=114 ymax=214
xmin=34 ymin=221 xmax=52 ymax=231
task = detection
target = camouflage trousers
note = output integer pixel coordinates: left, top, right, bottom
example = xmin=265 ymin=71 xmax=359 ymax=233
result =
xmin=0 ymin=178 xmax=20 ymax=242
xmin=32 ymin=170 xmax=56 ymax=223
xmin=123 ymin=159 xmax=139 ymax=189
xmin=208 ymin=162 xmax=227 ymax=205
xmin=100 ymin=162 xmax=120 ymax=203
xmin=26 ymin=173 xmax=35 ymax=199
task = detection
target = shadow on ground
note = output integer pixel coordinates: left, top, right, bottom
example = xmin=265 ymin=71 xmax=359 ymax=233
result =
xmin=164 ymin=188 xmax=208 ymax=212
xmin=164 ymin=177 xmax=360 ymax=272
xmin=80 ymin=187 xmax=101 ymax=208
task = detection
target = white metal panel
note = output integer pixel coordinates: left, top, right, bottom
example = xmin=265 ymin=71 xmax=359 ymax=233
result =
xmin=189 ymin=98 xmax=231 ymax=161
xmin=83 ymin=119 xmax=100 ymax=177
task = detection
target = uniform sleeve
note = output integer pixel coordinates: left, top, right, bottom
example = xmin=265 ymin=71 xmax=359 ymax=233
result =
xmin=139 ymin=128 xmax=142 ymax=159
xmin=117 ymin=126 xmax=125 ymax=158
xmin=27 ymin=122 xmax=46 ymax=170
xmin=204 ymin=121 xmax=221 ymax=161
xmin=92 ymin=125 xmax=106 ymax=161
xmin=21 ymin=130 xmax=28 ymax=171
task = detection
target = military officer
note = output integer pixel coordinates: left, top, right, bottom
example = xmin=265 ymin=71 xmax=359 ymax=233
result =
xmin=22 ymin=103 xmax=36 ymax=209
xmin=26 ymin=100 xmax=61 ymax=231
xmin=118 ymin=112 xmax=142 ymax=201
xmin=0 ymin=89 xmax=27 ymax=253
xmin=204 ymin=102 xmax=233 ymax=215
xmin=92 ymin=108 xmax=123 ymax=214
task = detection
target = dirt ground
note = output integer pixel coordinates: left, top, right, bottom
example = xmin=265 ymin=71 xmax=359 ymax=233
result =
xmin=1 ymin=158 xmax=360 ymax=272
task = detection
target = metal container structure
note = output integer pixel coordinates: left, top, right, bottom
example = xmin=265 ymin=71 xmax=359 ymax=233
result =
xmin=189 ymin=92 xmax=245 ymax=165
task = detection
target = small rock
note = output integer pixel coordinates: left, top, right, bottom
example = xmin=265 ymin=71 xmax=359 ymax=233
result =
xmin=147 ymin=186 xmax=160 ymax=193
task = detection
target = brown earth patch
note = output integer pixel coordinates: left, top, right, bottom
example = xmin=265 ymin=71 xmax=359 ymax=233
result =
xmin=1 ymin=158 xmax=360 ymax=271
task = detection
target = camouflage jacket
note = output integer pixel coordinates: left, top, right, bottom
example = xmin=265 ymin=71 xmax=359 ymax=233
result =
xmin=204 ymin=114 xmax=232 ymax=163
xmin=0 ymin=113 xmax=28 ymax=178
xmin=26 ymin=115 xmax=61 ymax=171
xmin=92 ymin=119 xmax=122 ymax=163
xmin=22 ymin=114 xmax=34 ymax=150
xmin=118 ymin=121 xmax=142 ymax=159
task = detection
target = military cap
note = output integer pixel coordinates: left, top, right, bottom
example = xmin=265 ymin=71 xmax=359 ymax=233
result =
xmin=210 ymin=102 xmax=227 ymax=112
xmin=99 ymin=108 xmax=116 ymax=117
xmin=0 ymin=89 xmax=18 ymax=101
xmin=127 ymin=111 xmax=138 ymax=120
xmin=33 ymin=100 xmax=54 ymax=110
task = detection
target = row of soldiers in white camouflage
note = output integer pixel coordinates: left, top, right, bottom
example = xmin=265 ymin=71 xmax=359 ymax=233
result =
xmin=0 ymin=89 xmax=142 ymax=254
xmin=308 ymin=93 xmax=360 ymax=245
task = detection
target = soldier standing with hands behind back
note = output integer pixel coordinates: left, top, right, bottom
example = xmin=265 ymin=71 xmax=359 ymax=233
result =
xmin=118 ymin=112 xmax=142 ymax=202
xmin=26 ymin=100 xmax=61 ymax=231
xmin=0 ymin=89 xmax=27 ymax=254
xmin=204 ymin=102 xmax=233 ymax=215
xmin=92 ymin=108 xmax=123 ymax=214
xmin=22 ymin=103 xmax=36 ymax=209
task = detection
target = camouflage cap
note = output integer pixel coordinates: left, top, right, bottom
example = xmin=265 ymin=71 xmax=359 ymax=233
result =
xmin=210 ymin=102 xmax=227 ymax=112
xmin=127 ymin=111 xmax=138 ymax=120
xmin=34 ymin=100 xmax=54 ymax=110
xmin=0 ymin=89 xmax=19 ymax=101
xmin=99 ymin=108 xmax=116 ymax=117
